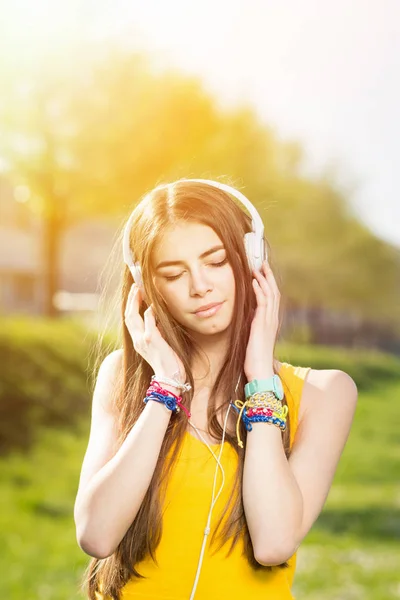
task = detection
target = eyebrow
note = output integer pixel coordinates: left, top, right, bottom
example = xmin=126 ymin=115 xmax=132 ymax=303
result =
xmin=155 ymin=244 xmax=225 ymax=270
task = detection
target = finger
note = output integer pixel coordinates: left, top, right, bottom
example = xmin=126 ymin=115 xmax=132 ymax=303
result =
xmin=262 ymin=260 xmax=280 ymax=297
xmin=252 ymin=268 xmax=278 ymax=324
xmin=256 ymin=264 xmax=280 ymax=309
xmin=252 ymin=267 xmax=273 ymax=301
xmin=125 ymin=283 xmax=137 ymax=315
xmin=260 ymin=262 xmax=281 ymax=322
xmin=252 ymin=277 xmax=267 ymax=308
xmin=124 ymin=284 xmax=138 ymax=326
xmin=125 ymin=283 xmax=145 ymax=339
xmin=143 ymin=304 xmax=156 ymax=342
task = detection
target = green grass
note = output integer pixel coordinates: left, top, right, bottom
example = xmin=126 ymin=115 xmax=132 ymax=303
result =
xmin=0 ymin=421 xmax=90 ymax=598
xmin=0 ymin=339 xmax=399 ymax=598
xmin=293 ymin=379 xmax=400 ymax=600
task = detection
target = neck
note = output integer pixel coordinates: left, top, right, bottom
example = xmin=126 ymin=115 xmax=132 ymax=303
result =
xmin=190 ymin=330 xmax=230 ymax=390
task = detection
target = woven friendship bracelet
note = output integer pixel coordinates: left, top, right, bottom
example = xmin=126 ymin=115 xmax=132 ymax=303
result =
xmin=230 ymin=391 xmax=289 ymax=447
xmin=144 ymin=380 xmax=191 ymax=418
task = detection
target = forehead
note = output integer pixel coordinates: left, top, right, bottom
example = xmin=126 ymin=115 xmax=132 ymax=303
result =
xmin=152 ymin=222 xmax=222 ymax=261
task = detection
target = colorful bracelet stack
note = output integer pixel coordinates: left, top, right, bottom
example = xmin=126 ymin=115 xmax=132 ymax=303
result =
xmin=230 ymin=390 xmax=288 ymax=448
xmin=143 ymin=378 xmax=191 ymax=418
xmin=144 ymin=370 xmax=288 ymax=450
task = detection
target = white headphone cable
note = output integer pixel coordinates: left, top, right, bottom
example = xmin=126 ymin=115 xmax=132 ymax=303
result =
xmin=188 ymin=373 xmax=242 ymax=599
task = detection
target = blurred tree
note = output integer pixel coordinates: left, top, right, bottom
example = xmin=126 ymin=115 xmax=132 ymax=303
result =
xmin=0 ymin=51 xmax=219 ymax=315
xmin=0 ymin=44 xmax=398 ymax=337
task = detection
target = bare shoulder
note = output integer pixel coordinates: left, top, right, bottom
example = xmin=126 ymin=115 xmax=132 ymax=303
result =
xmin=101 ymin=347 xmax=124 ymax=368
xmin=299 ymin=365 xmax=358 ymax=423
xmin=101 ymin=347 xmax=124 ymax=372
xmin=94 ymin=348 xmax=124 ymax=415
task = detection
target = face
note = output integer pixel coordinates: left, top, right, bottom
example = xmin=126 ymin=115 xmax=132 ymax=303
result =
xmin=152 ymin=222 xmax=236 ymax=334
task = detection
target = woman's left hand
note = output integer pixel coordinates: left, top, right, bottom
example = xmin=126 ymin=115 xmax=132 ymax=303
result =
xmin=244 ymin=258 xmax=281 ymax=381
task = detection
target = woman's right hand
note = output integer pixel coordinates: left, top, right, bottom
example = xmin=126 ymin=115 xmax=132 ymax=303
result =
xmin=124 ymin=282 xmax=187 ymax=385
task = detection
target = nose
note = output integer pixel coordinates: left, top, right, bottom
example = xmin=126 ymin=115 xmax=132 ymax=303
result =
xmin=189 ymin=268 xmax=213 ymax=297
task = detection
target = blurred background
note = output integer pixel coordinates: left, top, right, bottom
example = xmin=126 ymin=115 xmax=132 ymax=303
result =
xmin=0 ymin=1 xmax=399 ymax=598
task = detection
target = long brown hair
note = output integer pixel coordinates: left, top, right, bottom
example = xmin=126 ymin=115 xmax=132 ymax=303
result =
xmin=80 ymin=179 xmax=292 ymax=599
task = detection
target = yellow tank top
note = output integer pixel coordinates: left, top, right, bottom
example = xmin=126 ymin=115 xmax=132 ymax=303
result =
xmin=95 ymin=362 xmax=310 ymax=600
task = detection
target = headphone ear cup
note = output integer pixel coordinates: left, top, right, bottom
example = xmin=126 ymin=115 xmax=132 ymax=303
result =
xmin=243 ymin=232 xmax=252 ymax=272
xmin=244 ymin=232 xmax=259 ymax=272
xmin=244 ymin=231 xmax=266 ymax=273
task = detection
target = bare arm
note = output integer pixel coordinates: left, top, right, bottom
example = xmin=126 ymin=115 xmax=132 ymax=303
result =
xmin=74 ymin=349 xmax=178 ymax=559
xmin=242 ymin=368 xmax=358 ymax=565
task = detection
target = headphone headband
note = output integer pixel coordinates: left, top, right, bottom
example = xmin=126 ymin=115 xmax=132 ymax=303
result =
xmin=122 ymin=178 xmax=266 ymax=285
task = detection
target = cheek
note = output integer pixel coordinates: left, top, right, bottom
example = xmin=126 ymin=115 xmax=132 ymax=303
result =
xmin=221 ymin=267 xmax=236 ymax=296
xmin=156 ymin=282 xmax=186 ymax=314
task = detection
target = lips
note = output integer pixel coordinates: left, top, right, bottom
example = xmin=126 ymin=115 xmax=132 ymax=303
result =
xmin=193 ymin=302 xmax=223 ymax=314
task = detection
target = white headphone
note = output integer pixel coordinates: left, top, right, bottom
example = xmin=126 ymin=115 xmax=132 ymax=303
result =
xmin=122 ymin=178 xmax=267 ymax=290
xmin=122 ymin=178 xmax=267 ymax=599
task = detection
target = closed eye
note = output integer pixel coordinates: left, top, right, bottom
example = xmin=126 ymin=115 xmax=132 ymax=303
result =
xmin=165 ymin=258 xmax=228 ymax=281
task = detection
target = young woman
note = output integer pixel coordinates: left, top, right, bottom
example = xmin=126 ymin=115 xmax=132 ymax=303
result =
xmin=74 ymin=179 xmax=358 ymax=600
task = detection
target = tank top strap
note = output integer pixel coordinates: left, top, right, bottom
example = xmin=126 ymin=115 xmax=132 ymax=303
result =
xmin=279 ymin=362 xmax=311 ymax=448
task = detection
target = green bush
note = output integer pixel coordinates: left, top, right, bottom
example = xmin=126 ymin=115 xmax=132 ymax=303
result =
xmin=0 ymin=317 xmax=115 ymax=456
